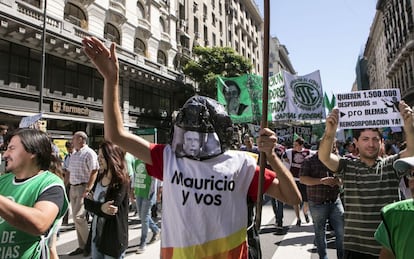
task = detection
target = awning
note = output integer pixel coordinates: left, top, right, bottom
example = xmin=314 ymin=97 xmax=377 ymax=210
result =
xmin=1 ymin=109 xmax=104 ymax=124
xmin=1 ymin=109 xmax=37 ymax=117
xmin=0 ymin=108 xmax=136 ymax=127
xmin=42 ymin=113 xmax=104 ymax=125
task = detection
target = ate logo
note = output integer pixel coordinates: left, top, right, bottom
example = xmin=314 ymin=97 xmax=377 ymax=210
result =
xmin=290 ymin=79 xmax=322 ymax=111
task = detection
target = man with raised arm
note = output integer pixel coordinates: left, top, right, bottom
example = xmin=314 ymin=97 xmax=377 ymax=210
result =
xmin=82 ymin=36 xmax=301 ymax=259
xmin=318 ymin=103 xmax=414 ymax=258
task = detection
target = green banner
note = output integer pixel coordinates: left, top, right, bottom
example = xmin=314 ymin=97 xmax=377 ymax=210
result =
xmin=217 ymin=74 xmax=267 ymax=123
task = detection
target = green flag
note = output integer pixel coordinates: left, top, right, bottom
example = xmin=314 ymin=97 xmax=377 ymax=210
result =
xmin=293 ymin=132 xmax=300 ymax=141
xmin=217 ymin=74 xmax=265 ymax=123
xmin=323 ymin=92 xmax=336 ymax=112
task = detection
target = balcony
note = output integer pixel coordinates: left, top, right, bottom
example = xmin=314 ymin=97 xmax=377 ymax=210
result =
xmin=137 ymin=18 xmax=152 ymax=39
xmin=159 ymin=32 xmax=171 ymax=50
xmin=108 ymin=0 xmax=127 ymax=25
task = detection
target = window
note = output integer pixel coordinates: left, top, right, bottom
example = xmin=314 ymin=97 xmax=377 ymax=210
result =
xmin=22 ymin=0 xmax=40 ymax=8
xmin=157 ymin=50 xmax=167 ymax=65
xmin=64 ymin=3 xmax=87 ymax=29
xmin=9 ymin=44 xmax=29 ymax=86
xmin=194 ymin=17 xmax=199 ymax=33
xmin=137 ymin=2 xmax=145 ymax=19
xmin=134 ymin=38 xmax=146 ymax=55
xmin=129 ymin=81 xmax=171 ymax=116
xmin=159 ymin=18 xmax=166 ymax=32
xmin=104 ymin=23 xmax=121 ymax=45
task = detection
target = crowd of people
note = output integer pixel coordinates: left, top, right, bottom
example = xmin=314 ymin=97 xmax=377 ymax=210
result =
xmin=0 ymin=35 xmax=412 ymax=259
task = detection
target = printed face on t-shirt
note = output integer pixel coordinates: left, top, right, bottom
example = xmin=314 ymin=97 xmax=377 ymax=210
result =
xmin=183 ymin=131 xmax=201 ymax=156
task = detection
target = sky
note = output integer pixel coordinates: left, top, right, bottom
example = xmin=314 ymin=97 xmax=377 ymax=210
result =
xmin=254 ymin=0 xmax=377 ymax=95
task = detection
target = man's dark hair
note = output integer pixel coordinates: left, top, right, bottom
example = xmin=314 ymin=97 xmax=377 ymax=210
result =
xmin=65 ymin=141 xmax=73 ymax=148
xmin=294 ymin=137 xmax=304 ymax=146
xmin=352 ymin=128 xmax=383 ymax=140
xmin=6 ymin=128 xmax=52 ymax=170
xmin=223 ymin=80 xmax=241 ymax=97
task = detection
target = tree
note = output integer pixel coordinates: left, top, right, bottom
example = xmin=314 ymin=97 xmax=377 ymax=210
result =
xmin=182 ymin=46 xmax=252 ymax=98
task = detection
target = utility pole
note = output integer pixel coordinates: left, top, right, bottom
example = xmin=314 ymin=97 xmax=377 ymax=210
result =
xmin=39 ymin=0 xmax=47 ymax=112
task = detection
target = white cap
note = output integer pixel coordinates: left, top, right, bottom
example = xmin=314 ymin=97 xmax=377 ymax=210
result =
xmin=393 ymin=156 xmax=414 ymax=173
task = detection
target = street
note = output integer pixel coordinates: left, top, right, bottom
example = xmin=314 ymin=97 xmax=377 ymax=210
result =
xmin=57 ymin=199 xmax=339 ymax=259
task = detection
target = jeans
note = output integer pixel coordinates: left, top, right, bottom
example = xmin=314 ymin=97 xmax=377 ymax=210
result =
xmin=271 ymin=198 xmax=284 ymax=226
xmin=309 ymin=198 xmax=344 ymax=259
xmin=136 ymin=192 xmax=160 ymax=247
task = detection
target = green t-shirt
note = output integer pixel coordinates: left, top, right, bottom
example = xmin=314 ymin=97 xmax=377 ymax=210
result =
xmin=375 ymin=199 xmax=414 ymax=259
xmin=0 ymin=171 xmax=68 ymax=259
xmin=133 ymin=159 xmax=152 ymax=198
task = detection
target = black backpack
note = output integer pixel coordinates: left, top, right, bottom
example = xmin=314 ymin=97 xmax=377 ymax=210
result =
xmin=247 ymin=197 xmax=262 ymax=259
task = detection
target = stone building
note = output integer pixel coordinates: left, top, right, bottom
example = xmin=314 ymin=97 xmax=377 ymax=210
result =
xmin=0 ymin=0 xmax=263 ymax=146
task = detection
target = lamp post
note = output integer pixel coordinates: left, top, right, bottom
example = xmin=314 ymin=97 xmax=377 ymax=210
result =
xmin=39 ymin=0 xmax=47 ymax=112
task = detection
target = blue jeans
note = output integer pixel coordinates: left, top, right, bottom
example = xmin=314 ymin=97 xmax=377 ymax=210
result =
xmin=136 ymin=193 xmax=160 ymax=247
xmin=271 ymin=198 xmax=284 ymax=226
xmin=309 ymin=198 xmax=344 ymax=259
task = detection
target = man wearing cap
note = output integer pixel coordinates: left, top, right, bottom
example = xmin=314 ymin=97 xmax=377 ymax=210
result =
xmin=82 ymin=36 xmax=302 ymax=259
xmin=375 ymin=156 xmax=414 ymax=259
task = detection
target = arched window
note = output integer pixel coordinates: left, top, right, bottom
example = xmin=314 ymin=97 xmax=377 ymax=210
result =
xmin=157 ymin=50 xmax=167 ymax=66
xmin=173 ymin=54 xmax=181 ymax=70
xmin=104 ymin=23 xmax=121 ymax=45
xmin=64 ymin=3 xmax=87 ymax=29
xmin=134 ymin=38 xmax=146 ymax=55
xmin=159 ymin=17 xmax=166 ymax=32
xmin=137 ymin=2 xmax=145 ymax=19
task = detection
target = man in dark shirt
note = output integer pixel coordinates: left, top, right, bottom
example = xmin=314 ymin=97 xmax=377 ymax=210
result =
xmin=300 ymin=140 xmax=344 ymax=259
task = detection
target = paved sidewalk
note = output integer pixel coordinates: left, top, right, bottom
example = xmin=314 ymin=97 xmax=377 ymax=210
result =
xmin=57 ymin=202 xmax=338 ymax=258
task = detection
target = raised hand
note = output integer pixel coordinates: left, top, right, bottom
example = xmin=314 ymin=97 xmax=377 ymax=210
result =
xmin=82 ymin=37 xmax=119 ymax=82
xmin=325 ymin=108 xmax=339 ymax=135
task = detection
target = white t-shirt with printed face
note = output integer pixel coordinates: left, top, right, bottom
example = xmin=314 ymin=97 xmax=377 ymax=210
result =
xmin=160 ymin=146 xmax=256 ymax=258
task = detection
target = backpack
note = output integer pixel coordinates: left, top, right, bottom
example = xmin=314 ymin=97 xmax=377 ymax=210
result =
xmin=247 ymin=197 xmax=262 ymax=259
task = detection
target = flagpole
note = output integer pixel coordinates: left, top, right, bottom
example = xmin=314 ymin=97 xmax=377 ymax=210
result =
xmin=255 ymin=0 xmax=270 ymax=231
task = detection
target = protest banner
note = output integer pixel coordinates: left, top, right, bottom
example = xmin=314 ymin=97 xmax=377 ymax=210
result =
xmin=270 ymin=70 xmax=325 ymax=121
xmin=336 ymin=89 xmax=403 ymax=129
xmin=217 ymin=74 xmax=268 ymax=123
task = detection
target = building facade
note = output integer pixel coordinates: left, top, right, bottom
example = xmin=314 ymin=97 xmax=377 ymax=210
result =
xmin=0 ymin=0 xmax=263 ymax=146
xmin=268 ymin=36 xmax=295 ymax=77
xmin=364 ymin=0 xmax=414 ymax=107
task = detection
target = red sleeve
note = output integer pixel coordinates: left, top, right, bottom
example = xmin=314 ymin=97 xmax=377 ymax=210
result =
xmin=145 ymin=143 xmax=165 ymax=181
xmin=247 ymin=166 xmax=276 ymax=202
